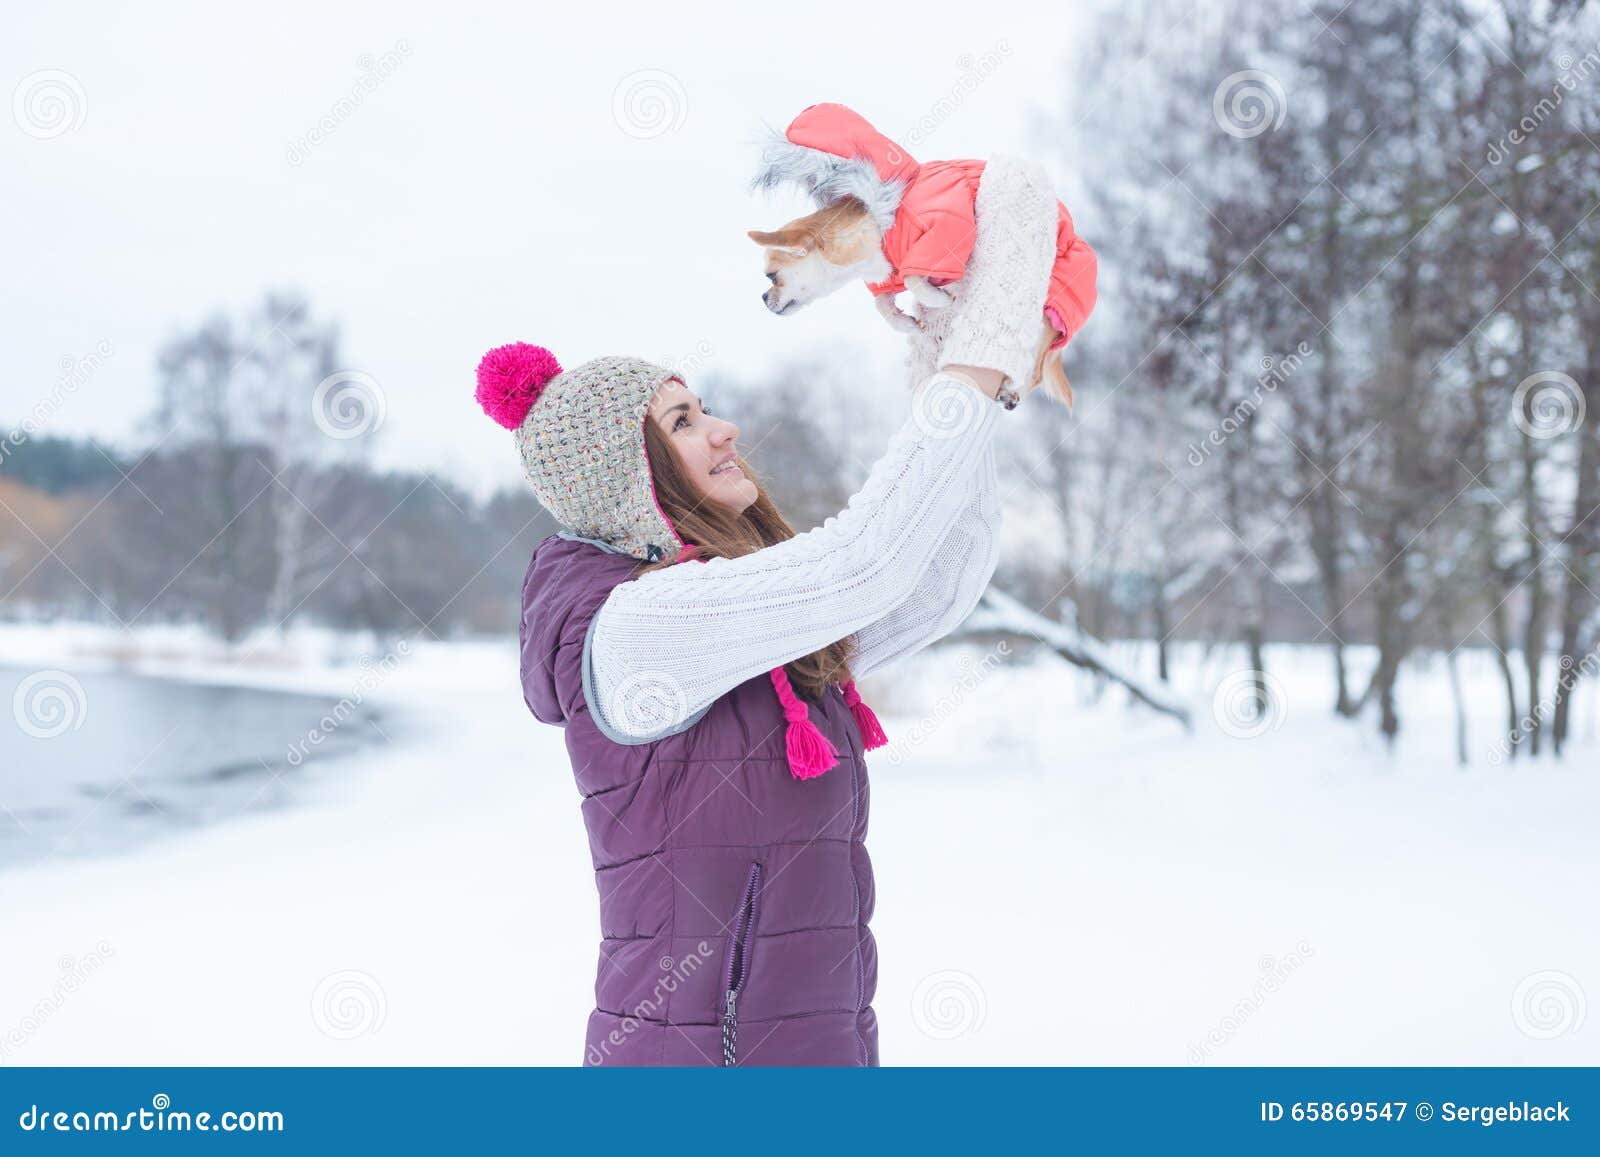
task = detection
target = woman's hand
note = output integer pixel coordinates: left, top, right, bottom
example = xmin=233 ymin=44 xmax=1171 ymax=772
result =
xmin=940 ymin=364 xmax=1020 ymax=403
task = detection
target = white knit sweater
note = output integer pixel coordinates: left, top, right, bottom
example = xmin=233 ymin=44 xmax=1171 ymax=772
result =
xmin=586 ymin=154 xmax=1060 ymax=742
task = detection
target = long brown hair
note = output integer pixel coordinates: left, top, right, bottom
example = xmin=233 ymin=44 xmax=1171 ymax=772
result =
xmin=639 ymin=414 xmax=856 ymax=704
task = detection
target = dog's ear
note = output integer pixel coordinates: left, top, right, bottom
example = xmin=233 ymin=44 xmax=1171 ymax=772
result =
xmin=747 ymin=228 xmax=809 ymax=257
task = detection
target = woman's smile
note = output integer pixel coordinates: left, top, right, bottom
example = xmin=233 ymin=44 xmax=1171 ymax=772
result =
xmin=647 ymin=379 xmax=759 ymax=513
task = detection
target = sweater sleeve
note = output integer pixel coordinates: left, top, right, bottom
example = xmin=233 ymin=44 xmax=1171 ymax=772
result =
xmin=584 ymin=373 xmax=1003 ymax=743
xmin=847 ymin=440 xmax=1001 ymax=679
xmin=838 ymin=155 xmax=1059 ymax=678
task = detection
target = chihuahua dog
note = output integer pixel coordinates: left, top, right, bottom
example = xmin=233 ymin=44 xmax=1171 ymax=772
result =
xmin=749 ymin=199 xmax=1073 ymax=410
xmin=748 ymin=103 xmax=1097 ymax=411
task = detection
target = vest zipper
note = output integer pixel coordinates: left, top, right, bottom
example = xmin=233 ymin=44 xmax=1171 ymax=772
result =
xmin=721 ymin=861 xmax=762 ymax=1067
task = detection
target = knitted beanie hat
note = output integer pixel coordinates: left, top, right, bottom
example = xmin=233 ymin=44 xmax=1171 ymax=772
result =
xmin=476 ymin=341 xmax=888 ymax=777
xmin=477 ymin=343 xmax=684 ymax=562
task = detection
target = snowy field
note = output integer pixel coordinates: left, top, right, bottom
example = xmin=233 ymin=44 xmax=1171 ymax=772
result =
xmin=1 ymin=621 xmax=1596 ymax=1066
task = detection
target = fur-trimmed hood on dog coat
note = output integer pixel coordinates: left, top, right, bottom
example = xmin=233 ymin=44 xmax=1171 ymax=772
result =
xmin=521 ymin=532 xmax=880 ymax=1066
xmin=753 ymin=101 xmax=1099 ymax=351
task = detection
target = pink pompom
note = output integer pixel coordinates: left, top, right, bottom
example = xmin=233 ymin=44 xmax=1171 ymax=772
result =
xmin=476 ymin=342 xmax=562 ymax=429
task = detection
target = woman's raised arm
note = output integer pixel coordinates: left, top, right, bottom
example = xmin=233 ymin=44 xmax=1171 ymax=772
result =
xmin=846 ymin=439 xmax=1001 ymax=680
xmin=845 ymin=154 xmax=1062 ymax=677
xmin=584 ymin=371 xmax=1004 ymax=742
xmin=584 ymin=154 xmax=1059 ymax=742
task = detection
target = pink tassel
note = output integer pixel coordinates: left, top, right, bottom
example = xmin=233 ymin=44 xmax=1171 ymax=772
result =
xmin=677 ymin=544 xmax=861 ymax=777
xmin=769 ymin=667 xmax=838 ymax=780
xmin=842 ymin=679 xmax=888 ymax=750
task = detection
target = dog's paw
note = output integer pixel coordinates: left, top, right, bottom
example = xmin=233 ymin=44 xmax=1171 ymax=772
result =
xmin=875 ymin=295 xmax=925 ymax=334
xmin=905 ymin=276 xmax=955 ymax=309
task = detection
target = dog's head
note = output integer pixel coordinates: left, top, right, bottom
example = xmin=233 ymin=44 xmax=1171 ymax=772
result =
xmin=748 ymin=198 xmax=885 ymax=317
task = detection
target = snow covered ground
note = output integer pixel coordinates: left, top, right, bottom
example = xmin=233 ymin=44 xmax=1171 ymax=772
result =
xmin=0 ymin=620 xmax=1595 ymax=1066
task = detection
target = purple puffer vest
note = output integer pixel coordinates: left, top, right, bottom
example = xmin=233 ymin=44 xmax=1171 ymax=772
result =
xmin=519 ymin=532 xmax=879 ymax=1066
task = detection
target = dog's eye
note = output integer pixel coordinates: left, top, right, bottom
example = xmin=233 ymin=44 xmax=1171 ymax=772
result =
xmin=766 ymin=271 xmax=778 ymax=284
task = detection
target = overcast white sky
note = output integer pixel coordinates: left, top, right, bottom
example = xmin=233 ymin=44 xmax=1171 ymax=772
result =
xmin=5 ymin=1 xmax=1090 ymax=495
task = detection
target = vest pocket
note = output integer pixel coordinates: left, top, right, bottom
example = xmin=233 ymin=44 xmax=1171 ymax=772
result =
xmin=720 ymin=860 xmax=763 ymax=1067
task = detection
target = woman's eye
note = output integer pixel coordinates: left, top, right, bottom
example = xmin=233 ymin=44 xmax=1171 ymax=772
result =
xmin=672 ymin=403 xmax=709 ymax=431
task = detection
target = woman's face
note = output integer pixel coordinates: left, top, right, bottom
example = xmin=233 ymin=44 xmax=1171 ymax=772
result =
xmin=647 ymin=378 xmax=759 ymax=514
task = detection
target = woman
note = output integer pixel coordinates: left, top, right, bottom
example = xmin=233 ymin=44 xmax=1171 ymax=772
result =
xmin=480 ymin=157 xmax=1060 ymax=1066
